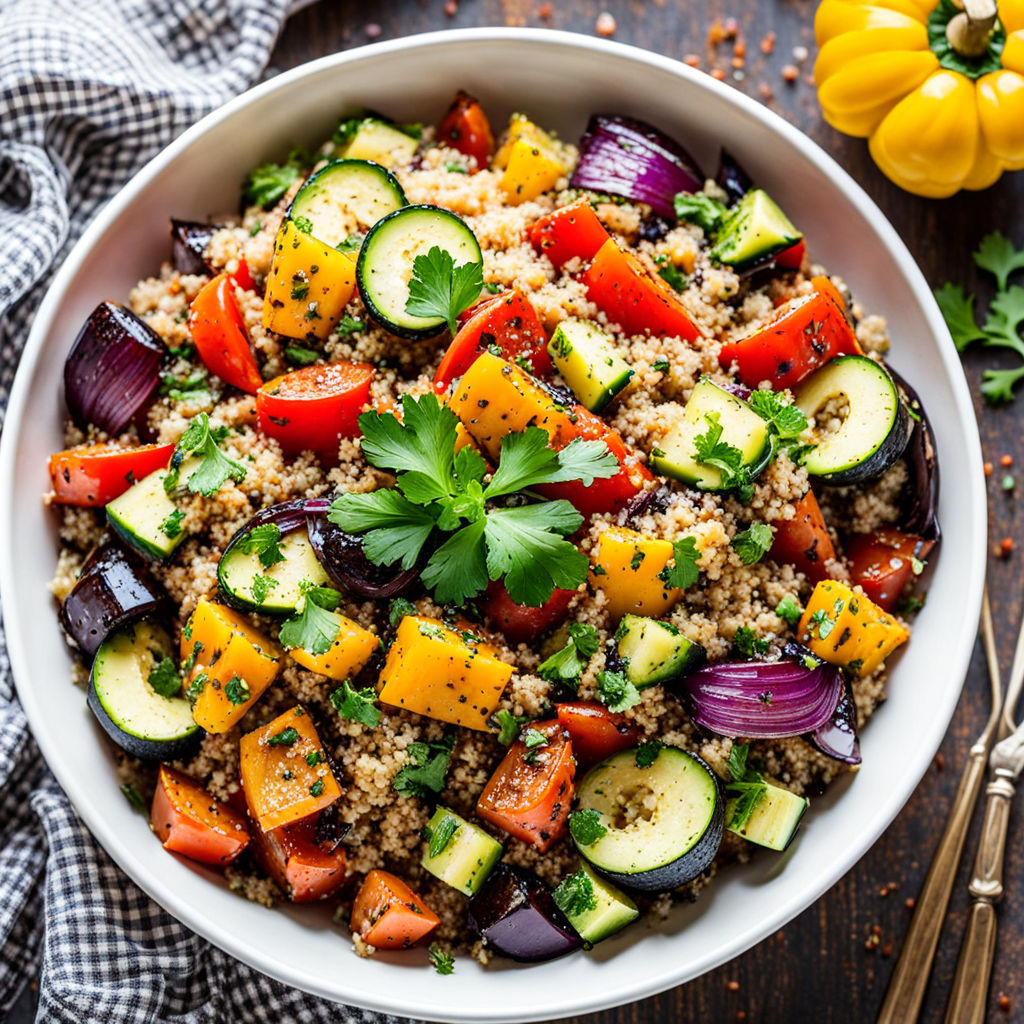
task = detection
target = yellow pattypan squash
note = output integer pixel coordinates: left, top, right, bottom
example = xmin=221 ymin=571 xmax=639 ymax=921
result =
xmin=815 ymin=0 xmax=1024 ymax=197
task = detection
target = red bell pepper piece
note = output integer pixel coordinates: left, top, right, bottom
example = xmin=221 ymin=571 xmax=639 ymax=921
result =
xmin=151 ymin=766 xmax=250 ymax=867
xmin=248 ymin=814 xmax=348 ymax=903
xmin=48 ymin=442 xmax=175 ymax=506
xmin=846 ymin=528 xmax=934 ymax=611
xmin=436 ymin=90 xmax=494 ymax=171
xmin=479 ymin=580 xmax=576 ymax=644
xmin=231 ymin=257 xmax=255 ymax=292
xmin=528 ymin=197 xmax=610 ymax=271
xmin=770 ymin=489 xmax=837 ymax=582
xmin=774 ymin=239 xmax=806 ymax=270
xmin=256 ymin=361 xmax=374 ymax=460
xmin=582 ymin=238 xmax=701 ymax=341
xmin=351 ymin=870 xmax=440 ymax=949
xmin=476 ymin=719 xmax=575 ymax=851
xmin=718 ymin=275 xmax=860 ymax=391
xmin=434 ymin=288 xmax=550 ymax=389
xmin=189 ymin=273 xmax=264 ymax=394
xmin=555 ymin=701 xmax=640 ymax=767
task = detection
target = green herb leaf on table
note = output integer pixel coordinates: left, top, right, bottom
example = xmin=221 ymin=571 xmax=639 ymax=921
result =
xmin=405 ymin=245 xmax=484 ymax=335
xmin=725 ymin=742 xmax=767 ymax=831
xmin=658 ymin=535 xmax=701 ymax=590
xmin=147 ymin=657 xmax=181 ymax=698
xmin=596 ymin=669 xmax=642 ymax=714
xmin=392 ymin=733 xmax=455 ymax=799
xmin=568 ymin=808 xmax=608 ymax=846
xmin=164 ymin=413 xmax=247 ymax=497
xmin=330 ymin=681 xmax=382 ymax=729
xmin=553 ymin=870 xmax=598 ymax=918
xmin=731 ymin=522 xmax=775 ymax=565
xmin=537 ymin=622 xmax=600 ymax=687
xmin=278 ymin=584 xmax=342 ymax=656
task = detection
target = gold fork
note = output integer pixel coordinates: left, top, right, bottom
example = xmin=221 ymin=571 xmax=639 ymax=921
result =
xmin=876 ymin=587 xmax=1005 ymax=1024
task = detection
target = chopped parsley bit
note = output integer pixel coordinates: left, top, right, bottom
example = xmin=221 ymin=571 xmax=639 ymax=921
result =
xmin=284 ymin=344 xmax=319 ymax=366
xmin=404 ymin=245 xmax=484 ymax=335
xmin=654 ymin=254 xmax=688 ymax=292
xmin=596 ymin=669 xmax=642 ymax=714
xmin=445 ymin=161 xmax=468 ymax=174
xmin=568 ymin=808 xmax=608 ymax=846
xmin=635 ymin=739 xmax=665 ymax=768
xmin=292 ymin=214 xmax=314 ymax=235
xmin=392 ymin=733 xmax=455 ymax=800
xmin=304 ymin=301 xmax=321 ymax=322
xmin=278 ymin=583 xmax=342 ymax=656
xmin=731 ymin=522 xmax=775 ymax=565
xmin=250 ymin=573 xmax=278 ymax=605
xmin=673 ymin=191 xmax=728 ymax=233
xmin=522 ymin=728 xmax=549 ymax=763
xmin=389 ymin=597 xmax=417 ymax=627
xmin=268 ymin=726 xmax=300 ymax=747
xmin=484 ymin=281 xmax=503 ymax=294
xmin=896 ymin=592 xmax=927 ymax=616
xmin=651 ymin=358 xmax=671 ymax=373
xmin=185 ymin=672 xmax=208 ymax=704
xmin=693 ymin=410 xmax=754 ymax=503
xmin=428 ymin=942 xmax=455 ymax=976
xmin=290 ymin=273 xmax=310 ymax=300
xmin=725 ymin=743 xmax=767 ymax=831
xmin=426 ymin=812 xmax=459 ymax=858
xmin=120 ymin=783 xmax=147 ymax=813
xmin=309 ymin=779 xmax=325 ymax=798
xmin=775 ymin=594 xmax=803 ymax=628
xmin=336 ymin=315 xmax=366 ymax=338
xmin=630 ymin=550 xmax=646 ymax=570
xmin=160 ymin=508 xmax=185 ymax=539
xmin=491 ymin=709 xmax=530 ymax=745
xmin=305 ymin=750 xmax=323 ymax=767
xmin=808 ymin=608 xmax=837 ymax=641
xmin=147 ymin=657 xmax=181 ymax=698
xmin=748 ymin=389 xmax=809 ymax=439
xmin=553 ymin=869 xmax=598 ymax=918
xmin=337 ymin=233 xmax=363 ymax=253
xmin=249 ymin=221 xmax=263 ymax=237
xmin=164 ymin=412 xmax=247 ymax=498
xmin=537 ymin=622 xmax=600 ymax=688
xmin=658 ymin=535 xmax=701 ymax=590
xmin=159 ymin=367 xmax=209 ymax=402
xmin=181 ymin=640 xmax=202 ymax=675
xmin=224 ymin=676 xmax=250 ymax=705
xmin=733 ymin=625 xmax=770 ymax=657
xmin=239 ymin=523 xmax=286 ymax=568
xmin=242 ymin=147 xmax=309 ymax=209
xmin=330 ymin=681 xmax=382 ymax=729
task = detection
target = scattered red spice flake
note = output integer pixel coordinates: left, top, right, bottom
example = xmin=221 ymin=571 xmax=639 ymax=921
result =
xmin=998 ymin=993 xmax=1011 ymax=1012
xmin=732 ymin=56 xmax=746 ymax=69
xmin=905 ymin=897 xmax=916 ymax=910
xmin=684 ymin=53 xmax=701 ymax=68
xmin=538 ymin=2 xmax=553 ymax=18
xmin=1001 ymin=453 xmax=1013 ymax=466
xmin=734 ymin=40 xmax=747 ymax=58
xmin=444 ymin=0 xmax=457 ymax=15
xmin=760 ymin=31 xmax=776 ymax=54
xmin=364 ymin=22 xmax=381 ymax=38
xmin=881 ymin=941 xmax=894 ymax=958
xmin=758 ymin=81 xmax=773 ymax=99
xmin=1000 ymin=536 xmax=1015 ymax=557
xmin=708 ymin=18 xmax=729 ymax=46
xmin=737 ymin=1013 xmax=748 ymax=1022
xmin=596 ymin=11 xmax=616 ymax=36
xmin=711 ymin=68 xmax=726 ymax=81
xmin=935 ymin=752 xmax=945 ymax=771
xmin=985 ymin=461 xmax=994 ymax=476
xmin=782 ymin=64 xmax=800 ymax=83
xmin=727 ymin=980 xmax=740 ymax=992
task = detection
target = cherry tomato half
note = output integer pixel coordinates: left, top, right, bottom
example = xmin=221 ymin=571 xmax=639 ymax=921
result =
xmin=479 ymin=580 xmax=576 ymax=644
xmin=528 ymin=197 xmax=611 ymax=271
xmin=248 ymin=814 xmax=348 ymax=903
xmin=555 ymin=701 xmax=640 ymax=767
xmin=189 ymin=273 xmax=263 ymax=394
xmin=846 ymin=528 xmax=934 ymax=611
xmin=436 ymin=90 xmax=494 ymax=171
xmin=770 ymin=489 xmax=837 ymax=583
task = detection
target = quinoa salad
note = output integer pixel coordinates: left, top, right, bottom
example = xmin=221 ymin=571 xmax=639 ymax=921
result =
xmin=47 ymin=92 xmax=939 ymax=969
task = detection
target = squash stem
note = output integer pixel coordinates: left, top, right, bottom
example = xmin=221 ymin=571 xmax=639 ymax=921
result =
xmin=947 ymin=0 xmax=998 ymax=57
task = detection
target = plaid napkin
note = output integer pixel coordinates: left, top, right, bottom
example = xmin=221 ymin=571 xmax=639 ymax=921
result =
xmin=0 ymin=3 xmax=408 ymax=1021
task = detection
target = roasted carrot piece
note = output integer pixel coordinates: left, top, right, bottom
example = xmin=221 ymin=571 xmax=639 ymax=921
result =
xmin=351 ymin=869 xmax=441 ymax=948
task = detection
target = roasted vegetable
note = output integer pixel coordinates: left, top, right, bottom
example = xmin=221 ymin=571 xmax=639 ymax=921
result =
xmin=189 ymin=273 xmax=263 ymax=393
xmin=351 ymin=869 xmax=440 ymax=948
xmin=48 ymin=442 xmax=174 ymax=508
xmin=248 ymin=813 xmax=347 ymax=902
xmin=589 ymin=526 xmax=683 ymax=620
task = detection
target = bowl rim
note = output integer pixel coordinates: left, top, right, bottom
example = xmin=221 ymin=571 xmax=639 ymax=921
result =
xmin=0 ymin=26 xmax=986 ymax=1021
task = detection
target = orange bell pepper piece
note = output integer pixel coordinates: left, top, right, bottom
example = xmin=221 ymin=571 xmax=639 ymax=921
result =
xmin=248 ymin=813 xmax=347 ymax=902
xmin=351 ymin=869 xmax=441 ymax=948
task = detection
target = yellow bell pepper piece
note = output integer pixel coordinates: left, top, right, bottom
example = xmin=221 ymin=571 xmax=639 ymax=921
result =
xmin=797 ymin=580 xmax=909 ymax=677
xmin=499 ymin=139 xmax=566 ymax=204
xmin=289 ymin=610 xmax=379 ymax=680
xmin=589 ymin=526 xmax=684 ymax=621
xmin=493 ymin=114 xmax=556 ymax=168
xmin=262 ymin=219 xmax=356 ymax=341
xmin=181 ymin=599 xmax=281 ymax=733
xmin=378 ymin=615 xmax=513 ymax=731
xmin=977 ymin=69 xmax=1024 ymax=169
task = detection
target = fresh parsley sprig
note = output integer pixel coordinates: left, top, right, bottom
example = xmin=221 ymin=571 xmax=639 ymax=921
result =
xmin=242 ymin=147 xmax=309 ymax=209
xmin=595 ymin=669 xmax=641 ymax=714
xmin=725 ymin=743 xmax=767 ymax=830
xmin=731 ymin=522 xmax=775 ymax=565
xmin=693 ymin=411 xmax=754 ymax=503
xmin=239 ymin=523 xmax=286 ymax=568
xmin=164 ymin=413 xmax=247 ymax=498
xmin=392 ymin=733 xmax=455 ymax=799
xmin=330 ymin=681 xmax=382 ymax=729
xmin=553 ymin=870 xmax=598 ymax=917
xmin=658 ymin=536 xmax=702 ymax=590
xmin=328 ymin=394 xmax=618 ymax=607
xmin=278 ymin=583 xmax=342 ymax=656
xmin=405 ymin=245 xmax=484 ymax=335
xmin=537 ymin=622 xmax=599 ymax=687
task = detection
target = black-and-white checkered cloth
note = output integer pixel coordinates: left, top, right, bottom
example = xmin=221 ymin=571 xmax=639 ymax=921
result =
xmin=0 ymin=3 xmax=407 ymax=1020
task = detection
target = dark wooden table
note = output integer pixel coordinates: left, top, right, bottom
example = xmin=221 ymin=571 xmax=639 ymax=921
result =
xmin=7 ymin=2 xmax=1022 ymax=1022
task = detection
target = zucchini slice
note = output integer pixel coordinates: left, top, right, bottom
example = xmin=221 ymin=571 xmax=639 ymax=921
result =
xmin=106 ymin=458 xmax=199 ymax=560
xmin=726 ymin=780 xmax=809 ymax=852
xmin=795 ymin=355 xmax=911 ymax=484
xmin=288 ymin=159 xmax=407 ymax=248
xmin=709 ymin=188 xmax=801 ymax=271
xmin=612 ymin=614 xmax=706 ymax=688
xmin=555 ymin=861 xmax=639 ymax=944
xmin=421 ymin=806 xmax=503 ymax=896
xmin=650 ymin=378 xmax=772 ymax=489
xmin=357 ymin=204 xmax=482 ymax=338
xmin=88 ymin=620 xmax=201 ymax=761
xmin=337 ymin=118 xmax=419 ymax=166
xmin=573 ymin=745 xmax=724 ymax=893
xmin=548 ymin=318 xmax=634 ymax=413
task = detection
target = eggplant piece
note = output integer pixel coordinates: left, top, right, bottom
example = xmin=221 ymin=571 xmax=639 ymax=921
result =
xmin=715 ymin=148 xmax=754 ymax=205
xmin=616 ymin=485 xmax=674 ymax=528
xmin=59 ymin=540 xmax=166 ymax=656
xmin=468 ymin=864 xmax=582 ymax=962
xmin=807 ymin=678 xmax=861 ymax=765
xmin=64 ymin=301 xmax=164 ymax=435
xmin=306 ymin=513 xmax=419 ymax=599
xmin=170 ymin=219 xmax=219 ymax=276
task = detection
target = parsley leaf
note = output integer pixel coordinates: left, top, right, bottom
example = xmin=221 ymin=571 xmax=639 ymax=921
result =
xmin=405 ymin=245 xmax=484 ymax=335
xmin=239 ymin=523 xmax=286 ymax=568
xmin=596 ymin=669 xmax=642 ymax=713
xmin=330 ymin=681 xmax=382 ymax=729
xmin=635 ymin=739 xmax=665 ymax=768
xmin=164 ymin=413 xmax=247 ymax=497
xmin=693 ymin=410 xmax=754 ymax=502
xmin=974 ymin=230 xmax=1024 ymax=293
xmin=428 ymin=942 xmax=455 ymax=976
xmin=775 ymin=594 xmax=803 ymax=628
xmin=569 ymin=808 xmax=608 ymax=846
xmin=242 ymin=147 xmax=308 ymax=209
xmin=537 ymin=622 xmax=599 ymax=686
xmin=485 ymin=429 xmax=617 ymax=499
xmin=336 ymin=315 xmax=366 ymax=338
xmin=389 ymin=597 xmax=417 ymax=626
xmin=147 ymin=657 xmax=181 ymax=698
xmin=725 ymin=742 xmax=768 ymax=831
xmin=808 ymin=607 xmax=836 ymax=641
xmin=268 ymin=726 xmax=299 ymax=747
xmin=673 ymin=192 xmax=728 ymax=233
xmin=393 ymin=734 xmax=454 ymax=799
xmin=160 ymin=508 xmax=185 ymax=539
xmin=733 ymin=625 xmax=770 ymax=657
xmin=658 ymin=535 xmax=701 ymax=590
xmin=284 ymin=344 xmax=319 ymax=366
xmin=491 ymin=709 xmax=530 ymax=744
xmin=935 ymin=282 xmax=988 ymax=352
xmin=731 ymin=522 xmax=774 ymax=565
xmin=251 ymin=574 xmax=278 ymax=604
xmin=159 ymin=367 xmax=209 ymax=402
xmin=654 ymin=254 xmax=688 ymax=292
xmin=278 ymin=584 xmax=342 ymax=656
xmin=426 ymin=812 xmax=459 ymax=858
xmin=224 ymin=676 xmax=251 ymax=704
xmin=748 ymin=389 xmax=808 ymax=439
xmin=553 ymin=870 xmax=598 ymax=917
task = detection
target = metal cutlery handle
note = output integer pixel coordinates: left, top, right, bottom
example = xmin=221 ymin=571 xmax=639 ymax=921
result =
xmin=876 ymin=745 xmax=991 ymax=1024
xmin=943 ymin=773 xmax=1016 ymax=1024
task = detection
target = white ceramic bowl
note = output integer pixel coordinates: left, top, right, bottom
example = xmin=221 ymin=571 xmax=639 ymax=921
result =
xmin=0 ymin=28 xmax=986 ymax=1023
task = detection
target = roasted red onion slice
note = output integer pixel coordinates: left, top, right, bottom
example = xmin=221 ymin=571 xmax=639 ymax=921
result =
xmin=59 ymin=541 xmax=166 ymax=656
xmin=64 ymin=302 xmax=164 ymax=435
xmin=808 ymin=679 xmax=861 ymax=765
xmin=171 ymin=219 xmax=219 ymax=276
xmin=679 ymin=656 xmax=844 ymax=738
xmin=570 ymin=114 xmax=704 ymax=219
